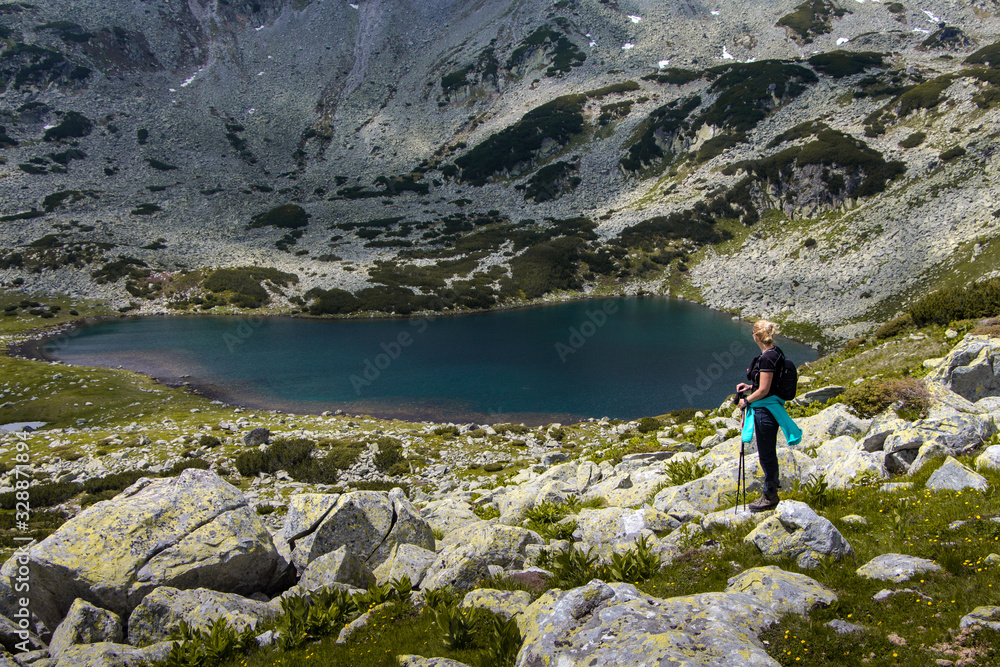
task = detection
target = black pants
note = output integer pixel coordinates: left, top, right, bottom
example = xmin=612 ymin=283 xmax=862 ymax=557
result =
xmin=754 ymin=406 xmax=780 ymax=496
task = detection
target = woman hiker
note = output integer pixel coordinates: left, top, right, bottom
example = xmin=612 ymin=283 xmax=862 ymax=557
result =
xmin=735 ymin=319 xmax=803 ymax=512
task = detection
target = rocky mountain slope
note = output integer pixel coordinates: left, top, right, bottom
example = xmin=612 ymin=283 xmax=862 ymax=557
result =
xmin=1 ymin=0 xmax=1000 ymax=340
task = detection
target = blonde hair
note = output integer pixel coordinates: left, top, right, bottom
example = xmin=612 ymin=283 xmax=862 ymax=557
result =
xmin=753 ymin=319 xmax=778 ymax=345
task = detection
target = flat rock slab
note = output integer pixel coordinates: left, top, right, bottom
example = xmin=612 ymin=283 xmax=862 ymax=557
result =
xmin=517 ymin=580 xmax=781 ymax=667
xmin=127 ymin=587 xmax=278 ymax=647
xmin=460 ymin=589 xmax=532 ymax=620
xmin=725 ymin=566 xmax=837 ymax=616
xmin=856 ymin=554 xmax=942 ymax=583
xmin=397 ymin=657 xmax=472 ymax=667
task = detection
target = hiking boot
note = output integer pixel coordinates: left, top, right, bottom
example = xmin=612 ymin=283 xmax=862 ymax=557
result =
xmin=748 ymin=492 xmax=779 ymax=513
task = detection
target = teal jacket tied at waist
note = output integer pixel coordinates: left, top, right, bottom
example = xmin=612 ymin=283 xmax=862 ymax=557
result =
xmin=741 ymin=395 xmax=803 ymax=446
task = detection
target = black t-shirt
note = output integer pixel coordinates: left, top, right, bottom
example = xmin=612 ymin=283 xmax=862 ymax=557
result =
xmin=747 ymin=347 xmax=781 ymax=397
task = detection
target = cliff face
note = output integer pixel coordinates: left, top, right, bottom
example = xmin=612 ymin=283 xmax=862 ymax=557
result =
xmin=1 ymin=0 xmax=999 ymax=339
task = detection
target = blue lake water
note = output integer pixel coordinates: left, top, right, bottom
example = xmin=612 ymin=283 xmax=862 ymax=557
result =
xmin=45 ymin=298 xmax=818 ymax=424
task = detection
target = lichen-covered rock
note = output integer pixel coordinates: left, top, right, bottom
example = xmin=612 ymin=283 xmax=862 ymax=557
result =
xmin=298 ymin=545 xmax=375 ymax=592
xmin=796 ymin=404 xmax=869 ymax=450
xmin=861 ymin=413 xmax=909 ymax=453
xmin=744 ymin=501 xmax=853 ymax=569
xmin=243 ymin=427 xmax=271 ymax=447
xmin=793 ymin=385 xmax=845 ymax=406
xmin=397 ymin=655 xmax=472 ymax=667
xmin=573 ymin=506 xmax=677 ymax=557
xmin=421 ymin=523 xmax=542 ymax=591
xmin=725 ymin=566 xmax=837 ymax=616
xmin=280 ymin=494 xmax=340 ymax=544
xmin=925 ymin=335 xmax=1000 ymax=402
xmin=418 ymin=499 xmax=478 ymax=541
xmin=516 ymin=580 xmax=780 ymax=667
xmin=0 ymin=613 xmax=45 ymax=653
xmin=460 ymin=588 xmax=532 ymax=620
xmin=883 ymin=414 xmax=996 ymax=457
xmin=373 ymin=543 xmax=437 ymax=587
xmin=20 ymin=469 xmax=278 ymax=630
xmin=701 ymin=506 xmax=755 ymax=531
xmin=51 ymin=642 xmax=146 ymax=667
xmin=291 ymin=489 xmax=433 ymax=572
xmin=49 ymin=598 xmax=123 ymax=657
xmin=855 ymin=554 xmax=942 ymax=583
xmin=975 ymin=445 xmax=1000 ymax=471
xmin=926 ymin=456 xmax=989 ymax=492
xmin=960 ymin=605 xmax=1000 ymax=631
xmin=126 ymin=587 xmax=278 ymax=647
xmin=821 ymin=448 xmax=887 ymax=489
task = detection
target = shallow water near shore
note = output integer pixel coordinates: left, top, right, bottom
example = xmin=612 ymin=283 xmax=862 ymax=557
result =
xmin=43 ymin=297 xmax=818 ymax=424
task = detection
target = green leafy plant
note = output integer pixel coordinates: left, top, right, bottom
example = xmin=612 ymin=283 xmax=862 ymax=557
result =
xmin=663 ymin=457 xmax=711 ymax=486
xmin=801 ymin=474 xmax=831 ymax=507
xmin=550 ymin=545 xmax=598 ymax=589
xmin=840 ymin=377 xmax=930 ymax=419
xmin=434 ymin=605 xmax=476 ymax=650
xmin=481 ymin=613 xmax=523 ymax=667
xmin=421 ymin=586 xmax=459 ymax=612
xmin=607 ymin=535 xmax=662 ymax=583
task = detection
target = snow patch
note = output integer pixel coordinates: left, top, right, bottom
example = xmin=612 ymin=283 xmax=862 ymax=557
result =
xmin=43 ymin=124 xmax=56 ymax=130
xmin=658 ymin=59 xmax=670 ymax=69
xmin=255 ymin=25 xmax=264 ymax=31
xmin=180 ymin=68 xmax=204 ymax=88
xmin=622 ymin=43 xmax=635 ymax=50
xmin=923 ymin=9 xmax=942 ymax=23
xmin=258 ymin=71 xmax=264 ymax=76
xmin=711 ymin=9 xmax=720 ymax=15
xmin=590 ymin=41 xmax=597 ymax=48
xmin=722 ymin=45 xmax=734 ymax=60
xmin=837 ymin=37 xmax=850 ymax=45
xmin=628 ymin=15 xmax=642 ymax=23
xmin=913 ymin=28 xmax=931 ymax=34
xmin=349 ymin=3 xmax=358 ymax=8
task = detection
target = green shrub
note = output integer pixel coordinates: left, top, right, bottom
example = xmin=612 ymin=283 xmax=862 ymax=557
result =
xmin=899 ymin=131 xmax=926 ymax=148
xmin=874 ymin=312 xmax=914 ymax=339
xmin=203 ymin=266 xmax=298 ymax=309
xmin=840 ymin=377 xmax=930 ymax=418
xmin=636 ymin=417 xmax=662 ymax=433
xmin=940 ymin=145 xmax=967 ymax=161
xmin=909 ymin=279 xmax=1000 ymax=326
xmin=777 ymin=0 xmax=848 ymax=43
xmin=165 ymin=458 xmax=211 ymax=475
xmin=663 ymin=457 xmax=711 ymax=486
xmin=0 ymin=481 xmax=81 ymax=509
xmin=247 ymin=204 xmax=310 ymax=230
xmin=373 ymin=437 xmax=404 ymax=473
xmin=42 ymin=111 xmax=92 ymax=141
xmin=808 ymin=50 xmax=885 ymax=78
xmin=964 ymin=40 xmax=1000 ymax=67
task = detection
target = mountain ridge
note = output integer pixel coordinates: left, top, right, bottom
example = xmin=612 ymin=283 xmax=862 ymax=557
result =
xmin=1 ymin=0 xmax=999 ymax=342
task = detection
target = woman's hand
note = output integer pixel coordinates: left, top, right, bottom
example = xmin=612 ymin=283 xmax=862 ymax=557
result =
xmin=736 ymin=383 xmax=751 ymax=393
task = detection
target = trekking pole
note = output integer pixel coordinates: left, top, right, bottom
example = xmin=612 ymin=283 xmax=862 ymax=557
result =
xmin=735 ymin=391 xmax=747 ymax=513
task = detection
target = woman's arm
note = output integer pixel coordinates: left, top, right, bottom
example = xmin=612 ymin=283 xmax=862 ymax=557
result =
xmin=740 ymin=371 xmax=772 ymax=408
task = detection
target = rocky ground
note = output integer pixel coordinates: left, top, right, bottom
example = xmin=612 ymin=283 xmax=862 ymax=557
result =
xmin=3 ymin=329 xmax=1000 ymax=665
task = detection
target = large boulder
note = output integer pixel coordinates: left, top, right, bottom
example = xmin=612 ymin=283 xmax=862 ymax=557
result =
xmin=460 ymin=589 xmax=532 ymax=620
xmin=926 ymin=456 xmax=990 ymax=492
xmin=421 ymin=523 xmax=543 ymax=591
xmin=572 ymin=506 xmax=677 ymax=558
xmin=793 ymin=385 xmax=845 ymax=406
xmin=49 ymin=598 xmax=123 ymax=657
xmin=298 ymin=546 xmax=375 ymax=592
xmin=725 ymin=566 xmax=837 ymax=615
xmin=975 ymin=445 xmax=1000 ymax=471
xmin=51 ymin=642 xmax=148 ymax=667
xmin=291 ymin=489 xmax=434 ymax=572
xmin=13 ymin=470 xmax=279 ymax=630
xmin=418 ymin=499 xmax=479 ymax=540
xmin=796 ymin=404 xmax=869 ymax=450
xmin=127 ymin=587 xmax=278 ymax=647
xmin=856 ymin=554 xmax=942 ymax=583
xmin=925 ymin=335 xmax=1000 ymax=402
xmin=960 ymin=605 xmax=1000 ymax=631
xmin=744 ymin=501 xmax=854 ymax=569
xmin=882 ymin=414 xmax=996 ymax=458
xmin=516 ymin=580 xmax=780 ymax=667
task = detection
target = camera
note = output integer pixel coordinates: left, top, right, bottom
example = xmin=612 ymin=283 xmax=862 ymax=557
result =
xmin=732 ymin=389 xmax=747 ymax=405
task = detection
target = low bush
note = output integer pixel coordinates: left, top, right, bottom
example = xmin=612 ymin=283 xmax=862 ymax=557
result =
xmin=373 ymin=437 xmax=404 ymax=473
xmin=840 ymin=376 xmax=930 ymax=419
xmin=874 ymin=312 xmax=914 ymax=339
xmin=909 ymin=279 xmax=1000 ymax=326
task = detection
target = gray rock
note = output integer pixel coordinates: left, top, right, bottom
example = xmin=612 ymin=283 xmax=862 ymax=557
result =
xmin=975 ymin=445 xmax=1000 ymax=471
xmin=291 ymin=489 xmax=433 ymax=572
xmin=127 ymin=587 xmax=278 ymax=647
xmin=460 ymin=589 xmax=532 ymax=620
xmin=49 ymin=599 xmax=123 ymax=657
xmin=883 ymin=414 xmax=996 ymax=458
xmin=725 ymin=566 xmax=837 ymax=616
xmin=421 ymin=523 xmax=542 ymax=591
xmin=872 ymin=588 xmax=932 ymax=602
xmin=960 ymin=605 xmax=1000 ymax=631
xmin=793 ymin=385 xmax=845 ymax=406
xmin=51 ymin=642 xmax=146 ymax=667
xmin=298 ymin=546 xmax=375 ymax=592
xmin=926 ymin=456 xmax=990 ymax=492
xmin=372 ymin=543 xmax=437 ymax=587
xmin=516 ymin=580 xmax=780 ymax=667
xmin=744 ymin=500 xmax=854 ymax=569
xmin=925 ymin=335 xmax=1000 ymax=402
xmin=826 ymin=619 xmax=865 ymax=634
xmin=855 ymin=554 xmax=942 ymax=583
xmin=397 ymin=657 xmax=472 ymax=667
xmin=860 ymin=413 xmax=909 ymax=453
xmin=243 ymin=428 xmax=271 ymax=447
xmin=418 ymin=499 xmax=478 ymax=541
xmin=0 ymin=614 xmax=45 ymax=654
xmin=796 ymin=404 xmax=869 ymax=450
xmin=573 ymin=506 xmax=677 ymax=558
xmin=14 ymin=470 xmax=278 ymax=630
xmin=280 ymin=494 xmax=341 ymax=545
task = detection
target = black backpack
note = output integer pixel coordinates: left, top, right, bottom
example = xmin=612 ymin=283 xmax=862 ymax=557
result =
xmin=772 ymin=346 xmax=798 ymax=401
